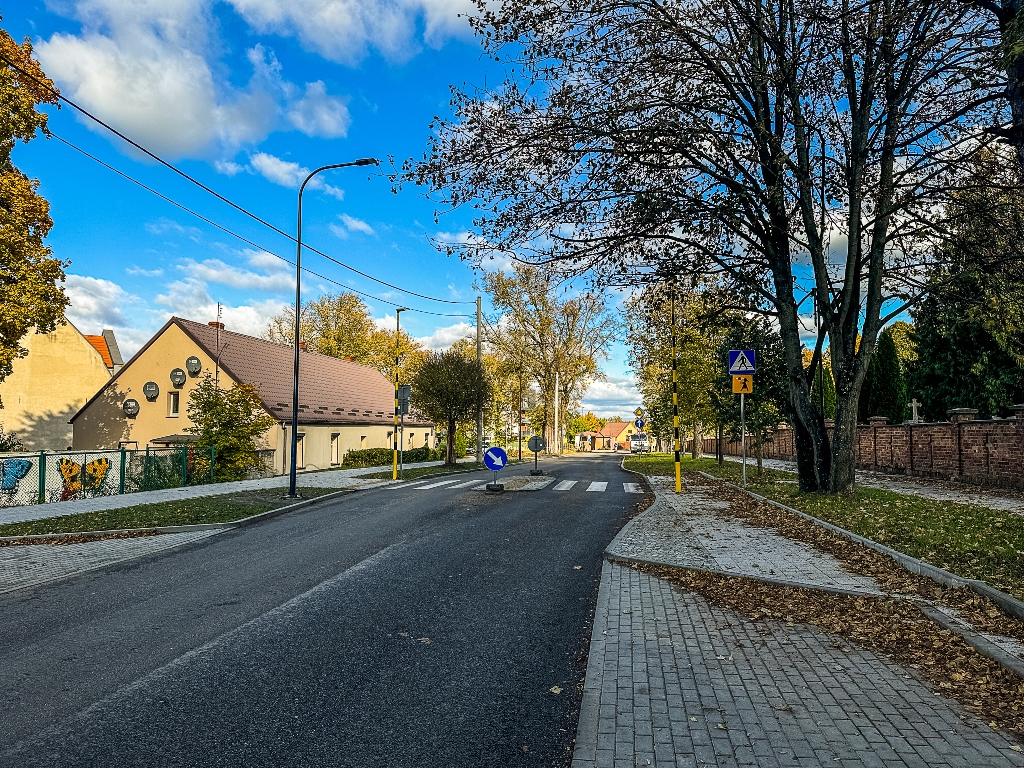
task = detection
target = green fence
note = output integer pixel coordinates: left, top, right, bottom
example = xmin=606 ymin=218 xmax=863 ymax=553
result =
xmin=0 ymin=447 xmax=276 ymax=508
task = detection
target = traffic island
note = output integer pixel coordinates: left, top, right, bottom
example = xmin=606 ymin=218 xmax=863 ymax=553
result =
xmin=485 ymin=483 xmax=505 ymax=493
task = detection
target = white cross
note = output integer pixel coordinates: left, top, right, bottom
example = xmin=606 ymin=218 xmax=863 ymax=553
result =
xmin=908 ymin=398 xmax=922 ymax=423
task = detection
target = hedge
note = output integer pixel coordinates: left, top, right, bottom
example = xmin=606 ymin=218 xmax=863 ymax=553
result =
xmin=341 ymin=445 xmax=446 ymax=468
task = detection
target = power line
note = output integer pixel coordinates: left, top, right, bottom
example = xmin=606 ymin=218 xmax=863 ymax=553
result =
xmin=51 ymin=132 xmax=474 ymax=319
xmin=0 ymin=49 xmax=475 ymax=307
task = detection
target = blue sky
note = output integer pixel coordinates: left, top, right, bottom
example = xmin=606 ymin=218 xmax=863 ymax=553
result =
xmin=6 ymin=0 xmax=641 ymax=416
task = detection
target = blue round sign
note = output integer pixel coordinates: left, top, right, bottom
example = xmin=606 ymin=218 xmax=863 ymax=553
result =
xmin=484 ymin=446 xmax=508 ymax=471
xmin=634 ymin=419 xmax=645 ymax=429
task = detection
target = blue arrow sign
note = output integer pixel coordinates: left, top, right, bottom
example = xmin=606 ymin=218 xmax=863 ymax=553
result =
xmin=484 ymin=446 xmax=508 ymax=471
xmin=634 ymin=419 xmax=645 ymax=429
xmin=728 ymin=349 xmax=756 ymax=374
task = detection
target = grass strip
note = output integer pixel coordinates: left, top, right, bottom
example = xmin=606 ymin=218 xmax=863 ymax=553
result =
xmin=0 ymin=487 xmax=349 ymax=537
xmin=634 ymin=563 xmax=1024 ymax=739
xmin=626 ymin=453 xmax=1024 ymax=602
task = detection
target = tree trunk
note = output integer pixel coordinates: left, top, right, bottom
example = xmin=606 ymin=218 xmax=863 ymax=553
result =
xmin=447 ymin=418 xmax=457 ymax=466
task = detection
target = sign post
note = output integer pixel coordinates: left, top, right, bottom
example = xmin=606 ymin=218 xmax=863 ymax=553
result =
xmin=729 ymin=351 xmax=757 ymax=488
xmin=484 ymin=446 xmax=508 ymax=493
xmin=527 ymin=435 xmax=546 ymax=475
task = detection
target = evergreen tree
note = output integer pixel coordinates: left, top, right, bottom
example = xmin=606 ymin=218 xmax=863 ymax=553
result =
xmin=908 ymin=279 xmax=1024 ymax=420
xmin=858 ymin=329 xmax=907 ymax=423
xmin=808 ymin=359 xmax=836 ymax=419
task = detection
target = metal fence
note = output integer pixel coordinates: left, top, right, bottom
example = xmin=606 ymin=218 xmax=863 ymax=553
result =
xmin=0 ymin=447 xmax=276 ymax=508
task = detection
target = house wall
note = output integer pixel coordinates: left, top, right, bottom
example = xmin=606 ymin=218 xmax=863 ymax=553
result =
xmin=73 ymin=324 xmax=232 ymax=450
xmin=0 ymin=322 xmax=112 ymax=451
xmin=277 ymin=423 xmax=435 ymax=473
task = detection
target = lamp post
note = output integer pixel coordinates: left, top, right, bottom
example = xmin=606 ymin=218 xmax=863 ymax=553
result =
xmin=393 ymin=307 xmax=410 ymax=480
xmin=287 ymin=157 xmax=379 ymax=499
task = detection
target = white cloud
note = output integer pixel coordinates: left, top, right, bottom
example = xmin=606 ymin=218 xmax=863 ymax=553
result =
xmin=581 ymin=375 xmax=641 ymax=414
xmin=286 ymin=80 xmax=350 ymax=137
xmin=215 ymin=160 xmax=246 ymax=176
xmin=179 ymin=258 xmax=295 ymax=291
xmin=330 ymin=213 xmax=375 ymax=238
xmin=245 ymin=249 xmax=289 ymax=271
xmin=414 ymin=322 xmax=473 ymax=350
xmin=155 ymin=278 xmax=288 ymax=337
xmin=145 ymin=217 xmax=203 ymax=241
xmin=35 ymin=3 xmax=353 ymax=159
xmin=225 ymin=0 xmax=476 ymax=64
xmin=249 ymin=152 xmax=346 ymax=198
xmin=125 ymin=265 xmax=164 ymax=277
xmin=62 ymin=274 xmax=153 ymax=355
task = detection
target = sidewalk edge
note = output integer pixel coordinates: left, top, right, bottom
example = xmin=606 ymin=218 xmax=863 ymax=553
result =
xmin=571 ymin=559 xmax=613 ymax=768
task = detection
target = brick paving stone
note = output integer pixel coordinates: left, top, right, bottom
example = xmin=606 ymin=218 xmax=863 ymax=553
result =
xmin=572 ymin=562 xmax=1024 ymax=768
xmin=609 ymin=479 xmax=883 ymax=595
xmin=0 ymin=531 xmax=222 ymax=594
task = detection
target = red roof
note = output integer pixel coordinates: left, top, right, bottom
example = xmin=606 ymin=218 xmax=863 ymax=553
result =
xmin=600 ymin=421 xmax=631 ymax=437
xmin=83 ymin=335 xmax=113 ymax=368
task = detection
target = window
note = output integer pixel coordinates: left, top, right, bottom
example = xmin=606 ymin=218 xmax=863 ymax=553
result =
xmin=360 ymin=435 xmax=368 ymax=449
xmin=167 ymin=391 xmax=180 ymax=417
xmin=296 ymin=433 xmax=305 ymax=469
xmin=408 ymin=432 xmax=415 ymax=446
xmin=331 ymin=433 xmax=340 ymax=465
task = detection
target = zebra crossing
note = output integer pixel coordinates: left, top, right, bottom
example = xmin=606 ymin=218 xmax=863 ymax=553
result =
xmin=384 ymin=476 xmax=645 ymax=494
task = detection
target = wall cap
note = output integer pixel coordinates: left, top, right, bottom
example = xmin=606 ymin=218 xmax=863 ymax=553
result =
xmin=947 ymin=407 xmax=979 ymax=424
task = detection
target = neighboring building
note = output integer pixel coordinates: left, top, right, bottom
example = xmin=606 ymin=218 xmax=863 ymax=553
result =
xmin=71 ymin=317 xmax=434 ymax=473
xmin=0 ymin=320 xmax=122 ymax=451
xmin=600 ymin=420 xmax=639 ymax=450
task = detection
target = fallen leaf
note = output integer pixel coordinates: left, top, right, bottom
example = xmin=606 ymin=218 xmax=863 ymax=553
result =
xmin=550 ymin=685 xmax=563 ymax=695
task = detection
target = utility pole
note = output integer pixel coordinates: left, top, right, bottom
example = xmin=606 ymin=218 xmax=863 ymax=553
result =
xmin=393 ymin=307 xmax=409 ymax=481
xmin=476 ymin=296 xmax=484 ymax=465
xmin=554 ymin=370 xmax=560 ymax=455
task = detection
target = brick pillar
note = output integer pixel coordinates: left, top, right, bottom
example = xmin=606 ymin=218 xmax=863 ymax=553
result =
xmin=869 ymin=417 xmax=887 ymax=469
xmin=947 ymin=408 xmax=977 ymax=477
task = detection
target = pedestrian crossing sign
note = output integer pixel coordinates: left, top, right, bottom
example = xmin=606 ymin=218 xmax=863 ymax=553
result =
xmin=728 ymin=349 xmax=756 ymax=374
xmin=732 ymin=375 xmax=753 ymax=394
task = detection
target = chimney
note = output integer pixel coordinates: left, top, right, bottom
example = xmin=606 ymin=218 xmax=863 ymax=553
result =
xmin=298 ymin=342 xmax=308 ymax=350
xmin=344 ymin=356 xmax=353 ymax=361
xmin=208 ymin=321 xmax=225 ymax=330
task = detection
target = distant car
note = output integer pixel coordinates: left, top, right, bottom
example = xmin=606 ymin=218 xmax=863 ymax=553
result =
xmin=629 ymin=433 xmax=651 ymax=454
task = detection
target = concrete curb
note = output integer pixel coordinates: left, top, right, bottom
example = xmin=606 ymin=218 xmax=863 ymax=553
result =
xmin=0 ymin=488 xmax=356 ymax=544
xmin=698 ymin=471 xmax=1024 ymax=622
xmin=571 ymin=559 xmax=613 ymax=767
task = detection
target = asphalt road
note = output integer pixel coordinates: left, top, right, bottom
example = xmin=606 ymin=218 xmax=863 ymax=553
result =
xmin=0 ymin=453 xmax=645 ymax=767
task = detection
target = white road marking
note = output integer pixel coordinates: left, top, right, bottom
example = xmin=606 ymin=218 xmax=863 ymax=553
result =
xmin=415 ymin=478 xmax=466 ymax=490
xmin=450 ymin=478 xmax=485 ymax=488
xmin=623 ymin=483 xmax=643 ymax=494
xmin=586 ymin=482 xmax=608 ymax=492
xmin=553 ymin=480 xmax=577 ymax=491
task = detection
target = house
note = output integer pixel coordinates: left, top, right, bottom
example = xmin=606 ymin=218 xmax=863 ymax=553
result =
xmin=0 ymin=320 xmax=122 ymax=451
xmin=70 ymin=317 xmax=433 ymax=473
xmin=600 ymin=420 xmax=639 ymax=450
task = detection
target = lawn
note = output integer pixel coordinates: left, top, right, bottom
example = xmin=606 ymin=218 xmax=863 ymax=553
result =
xmin=625 ymin=453 xmax=1024 ymax=600
xmin=0 ymin=487 xmax=349 ymax=537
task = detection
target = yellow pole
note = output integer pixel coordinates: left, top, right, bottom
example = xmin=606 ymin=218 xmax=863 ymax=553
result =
xmin=672 ymin=286 xmax=681 ymax=493
xmin=393 ymin=308 xmax=407 ymax=480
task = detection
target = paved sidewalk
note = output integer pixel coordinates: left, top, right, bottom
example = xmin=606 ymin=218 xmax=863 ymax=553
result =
xmin=714 ymin=454 xmax=1023 ymax=514
xmin=573 ymin=477 xmax=1024 ymax=767
xmin=0 ymin=531 xmax=223 ymax=595
xmin=0 ymin=459 xmax=467 ymax=526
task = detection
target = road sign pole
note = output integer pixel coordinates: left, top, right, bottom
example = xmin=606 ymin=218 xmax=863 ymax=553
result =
xmin=741 ymin=392 xmax=747 ymax=488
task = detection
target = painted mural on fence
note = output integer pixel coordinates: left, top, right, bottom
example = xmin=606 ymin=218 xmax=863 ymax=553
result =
xmin=0 ymin=459 xmax=31 ymax=493
xmin=57 ymin=457 xmax=111 ymax=501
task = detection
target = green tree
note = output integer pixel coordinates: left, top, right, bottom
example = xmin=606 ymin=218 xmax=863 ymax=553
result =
xmin=411 ymin=350 xmax=491 ymax=466
xmin=0 ymin=422 xmax=22 ymax=452
xmin=264 ymin=292 xmax=426 ymax=383
xmin=908 ymin=283 xmax=1024 ymax=420
xmin=808 ymin=354 xmax=836 ymax=420
xmin=186 ymin=374 xmax=275 ymax=481
xmin=0 ymin=28 xmax=67 ymax=385
xmin=858 ymin=329 xmax=907 ymax=423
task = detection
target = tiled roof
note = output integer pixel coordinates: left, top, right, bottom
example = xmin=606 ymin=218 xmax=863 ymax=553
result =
xmin=83 ymin=334 xmax=113 ymax=368
xmin=175 ymin=318 xmax=431 ymax=427
xmin=601 ymin=421 xmax=631 ymax=437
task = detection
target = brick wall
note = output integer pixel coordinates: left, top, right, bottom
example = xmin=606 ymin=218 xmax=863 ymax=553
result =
xmin=699 ymin=414 xmax=1024 ymax=491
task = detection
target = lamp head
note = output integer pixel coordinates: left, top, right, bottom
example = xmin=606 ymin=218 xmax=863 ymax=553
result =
xmin=396 ymin=307 xmax=411 ymax=314
xmin=355 ymin=158 xmax=379 ymax=166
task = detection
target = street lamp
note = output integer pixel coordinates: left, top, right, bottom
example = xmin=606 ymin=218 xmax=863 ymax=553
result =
xmin=393 ymin=307 xmax=410 ymax=480
xmin=287 ymin=157 xmax=379 ymax=499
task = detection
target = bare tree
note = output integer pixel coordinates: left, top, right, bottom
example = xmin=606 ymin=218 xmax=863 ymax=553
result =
xmin=411 ymin=0 xmax=1005 ymax=492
